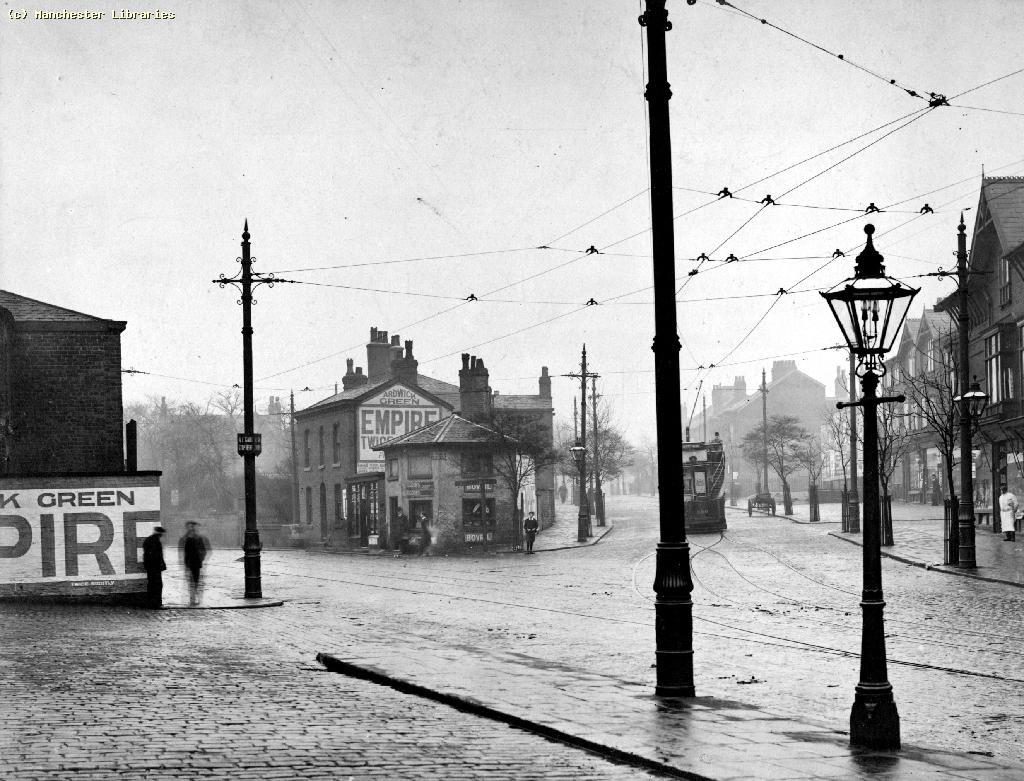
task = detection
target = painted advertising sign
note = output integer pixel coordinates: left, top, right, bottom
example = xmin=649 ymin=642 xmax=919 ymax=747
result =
xmin=0 ymin=476 xmax=161 ymax=598
xmin=357 ymin=384 xmax=448 ymax=473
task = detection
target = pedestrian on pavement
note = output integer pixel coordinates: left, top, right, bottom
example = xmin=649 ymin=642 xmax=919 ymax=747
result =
xmin=931 ymin=475 xmax=941 ymax=506
xmin=142 ymin=526 xmax=166 ymax=609
xmin=524 ymin=511 xmax=539 ymax=554
xmin=999 ymin=485 xmax=1018 ymax=541
xmin=178 ymin=521 xmax=211 ymax=606
xmin=558 ymin=482 xmax=567 ymax=504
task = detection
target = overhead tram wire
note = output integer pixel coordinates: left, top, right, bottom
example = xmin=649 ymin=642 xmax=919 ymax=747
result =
xmin=676 ymin=107 xmax=935 ymax=294
xmin=708 ymin=0 xmax=937 ymax=105
xmin=263 ymin=68 xmax=1020 ymax=384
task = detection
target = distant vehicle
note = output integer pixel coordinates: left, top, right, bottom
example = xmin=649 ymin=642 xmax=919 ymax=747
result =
xmin=682 ymin=439 xmax=727 ymax=533
xmin=748 ymin=492 xmax=776 ymax=516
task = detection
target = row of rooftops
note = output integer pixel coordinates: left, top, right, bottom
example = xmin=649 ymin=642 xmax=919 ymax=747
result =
xmin=297 ymin=327 xmax=552 ymax=422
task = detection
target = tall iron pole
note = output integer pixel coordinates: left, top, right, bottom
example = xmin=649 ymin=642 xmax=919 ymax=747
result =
xmin=641 ymin=0 xmax=694 ymax=697
xmin=213 ymin=221 xmax=287 ymax=599
xmin=239 ymin=223 xmax=261 ymax=598
xmin=956 ymin=214 xmax=976 ymax=568
xmin=579 ymin=345 xmax=592 ymax=540
xmin=849 ymin=351 xmax=861 ymax=533
xmin=761 ymin=369 xmax=770 ymax=494
xmin=591 ymin=375 xmax=605 ymax=527
xmin=290 ymin=390 xmax=300 ymax=527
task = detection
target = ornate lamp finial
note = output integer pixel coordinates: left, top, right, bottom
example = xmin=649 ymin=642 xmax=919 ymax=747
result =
xmin=854 ymin=223 xmax=885 ymax=278
xmin=242 ymin=220 xmax=250 ymax=243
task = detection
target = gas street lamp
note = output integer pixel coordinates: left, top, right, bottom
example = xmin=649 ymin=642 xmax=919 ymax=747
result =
xmin=569 ymin=440 xmax=591 ymax=543
xmin=954 ymin=376 xmax=989 ymax=565
xmin=822 ymin=224 xmax=919 ymax=750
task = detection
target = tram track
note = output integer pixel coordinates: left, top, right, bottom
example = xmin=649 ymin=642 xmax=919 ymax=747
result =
xmin=211 ymin=555 xmax=1024 ymax=687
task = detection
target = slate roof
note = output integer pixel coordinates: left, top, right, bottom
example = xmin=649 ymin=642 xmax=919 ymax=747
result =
xmin=303 ymin=374 xmax=459 ymax=412
xmin=372 ymin=414 xmax=507 ymax=450
xmin=0 ymin=289 xmax=123 ymax=324
xmin=494 ymin=394 xmax=552 ymax=411
xmin=978 ymin=176 xmax=1024 ymax=257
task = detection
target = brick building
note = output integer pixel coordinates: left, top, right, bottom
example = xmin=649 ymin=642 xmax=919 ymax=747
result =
xmin=294 ymin=327 xmax=554 ymax=550
xmin=707 ymin=360 xmax=833 ymax=497
xmin=0 ymin=290 xmax=160 ymax=601
xmin=374 ymin=413 xmax=536 ymax=554
xmin=0 ymin=290 xmax=126 ymax=473
xmin=934 ymin=177 xmax=1024 ymax=533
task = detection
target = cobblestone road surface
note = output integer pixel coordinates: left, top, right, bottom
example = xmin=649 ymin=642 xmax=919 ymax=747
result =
xmin=4 ymin=493 xmax=1021 ymax=778
xmin=236 ymin=495 xmax=1024 ymax=763
xmin=0 ymin=602 xmax=663 ymax=780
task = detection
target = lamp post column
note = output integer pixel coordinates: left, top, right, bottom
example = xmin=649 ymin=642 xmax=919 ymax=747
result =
xmin=956 ymin=215 xmax=977 ymax=569
xmin=641 ymin=0 xmax=694 ymax=697
xmin=849 ymin=369 xmax=900 ymax=748
xmin=239 ymin=225 xmax=262 ymax=599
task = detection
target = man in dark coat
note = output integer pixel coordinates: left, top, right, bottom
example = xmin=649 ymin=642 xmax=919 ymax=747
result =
xmin=142 ymin=526 xmax=166 ymax=608
xmin=178 ymin=521 xmax=211 ymax=606
xmin=524 ymin=511 xmax=539 ymax=554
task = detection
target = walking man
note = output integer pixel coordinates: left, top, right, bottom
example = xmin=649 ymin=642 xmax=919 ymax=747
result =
xmin=999 ymin=484 xmax=1018 ymax=541
xmin=524 ymin=511 xmax=539 ymax=554
xmin=178 ymin=521 xmax=211 ymax=606
xmin=143 ymin=526 xmax=166 ymax=609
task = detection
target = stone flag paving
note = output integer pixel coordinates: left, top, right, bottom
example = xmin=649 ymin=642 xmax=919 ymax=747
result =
xmin=780 ymin=501 xmax=1024 ymax=588
xmin=315 ymin=616 xmax=1024 ymax=780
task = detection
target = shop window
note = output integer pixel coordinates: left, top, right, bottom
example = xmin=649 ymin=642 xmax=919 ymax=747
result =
xmin=332 ymin=423 xmax=341 ymax=464
xmin=462 ymin=452 xmax=493 ymax=477
xmin=318 ymin=427 xmax=325 ymax=467
xmin=409 ymin=453 xmax=432 ymax=479
xmin=462 ymin=498 xmax=495 ymax=528
xmin=334 ymin=483 xmax=344 ymax=525
xmin=304 ymin=430 xmax=310 ymax=468
xmin=387 ymin=458 xmax=399 ymax=480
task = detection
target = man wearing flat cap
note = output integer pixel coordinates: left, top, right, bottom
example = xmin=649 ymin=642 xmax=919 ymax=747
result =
xmin=143 ymin=526 xmax=167 ymax=608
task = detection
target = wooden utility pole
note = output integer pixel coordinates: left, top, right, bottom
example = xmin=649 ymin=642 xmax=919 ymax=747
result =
xmin=761 ymin=369 xmax=770 ymax=494
xmin=849 ymin=350 xmax=861 ymax=533
xmin=290 ymin=390 xmax=300 ymax=527
xmin=563 ymin=346 xmax=598 ymax=540
xmin=591 ymin=375 xmax=605 ymax=527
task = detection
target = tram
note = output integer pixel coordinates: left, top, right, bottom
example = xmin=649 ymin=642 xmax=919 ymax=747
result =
xmin=682 ymin=437 xmax=728 ymax=533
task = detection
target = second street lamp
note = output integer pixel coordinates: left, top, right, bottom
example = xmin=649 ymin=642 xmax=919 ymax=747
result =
xmin=954 ymin=377 xmax=989 ymax=567
xmin=822 ymin=224 xmax=919 ymax=750
xmin=570 ymin=440 xmax=590 ymax=543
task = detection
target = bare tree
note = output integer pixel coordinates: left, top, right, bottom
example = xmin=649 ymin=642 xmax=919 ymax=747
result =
xmin=897 ymin=325 xmax=960 ymax=502
xmin=858 ymin=398 xmax=915 ymax=546
xmin=824 ymin=407 xmax=852 ymax=489
xmin=741 ymin=415 xmax=808 ymax=515
xmin=482 ymin=410 xmax=562 ymax=545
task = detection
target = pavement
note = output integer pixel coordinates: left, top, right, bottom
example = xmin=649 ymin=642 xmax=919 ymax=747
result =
xmin=4 ymin=496 xmax=1024 ymax=779
xmin=315 ymin=499 xmax=1024 ymax=779
xmin=776 ymin=500 xmax=1024 ymax=588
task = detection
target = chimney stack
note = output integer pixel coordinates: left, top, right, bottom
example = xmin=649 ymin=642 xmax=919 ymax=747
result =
xmin=366 ymin=326 xmax=392 ymax=380
xmin=459 ymin=353 xmax=492 ymax=421
xmin=539 ymin=366 xmax=551 ymax=399
xmin=391 ymin=339 xmax=419 ymax=385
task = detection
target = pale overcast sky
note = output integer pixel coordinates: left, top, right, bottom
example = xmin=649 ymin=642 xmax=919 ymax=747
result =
xmin=2 ymin=0 xmax=1022 ymax=442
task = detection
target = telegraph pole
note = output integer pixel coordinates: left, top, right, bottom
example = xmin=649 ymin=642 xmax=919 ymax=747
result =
xmin=563 ymin=346 xmax=598 ymax=540
xmin=591 ymin=375 xmax=605 ymax=527
xmin=761 ymin=369 xmax=770 ymax=494
xmin=213 ymin=221 xmax=288 ymax=599
xmin=956 ymin=214 xmax=976 ymax=568
xmin=290 ymin=390 xmax=300 ymax=527
xmin=849 ymin=351 xmax=861 ymax=533
xmin=641 ymin=0 xmax=694 ymax=697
